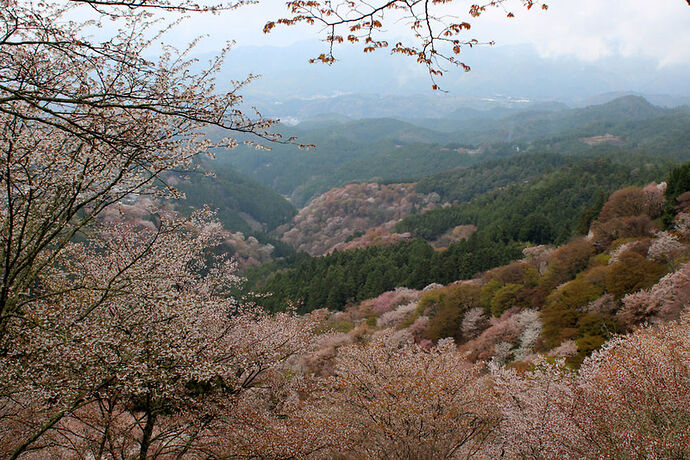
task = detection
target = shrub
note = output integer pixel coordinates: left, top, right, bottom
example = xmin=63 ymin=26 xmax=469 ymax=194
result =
xmin=605 ymin=251 xmax=667 ymax=298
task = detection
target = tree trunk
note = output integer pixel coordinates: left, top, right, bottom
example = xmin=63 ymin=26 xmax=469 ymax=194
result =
xmin=139 ymin=411 xmax=157 ymax=460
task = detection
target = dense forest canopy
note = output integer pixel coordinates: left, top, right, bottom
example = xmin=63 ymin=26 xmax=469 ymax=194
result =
xmin=396 ymin=158 xmax=668 ymax=242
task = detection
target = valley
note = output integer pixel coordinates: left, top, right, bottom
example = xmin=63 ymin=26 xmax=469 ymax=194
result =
xmin=181 ymin=97 xmax=688 ymax=305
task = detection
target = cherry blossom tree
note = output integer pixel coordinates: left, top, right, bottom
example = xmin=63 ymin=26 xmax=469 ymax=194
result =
xmin=494 ymin=315 xmax=690 ymax=458
xmin=0 ymin=212 xmax=322 ymax=458
xmin=647 ymin=230 xmax=686 ymax=265
xmin=0 ymin=0 xmax=282 ymax=337
xmin=1 ymin=3 xmax=310 ymax=454
xmin=319 ymin=332 xmax=500 ymax=458
xmin=618 ymin=261 xmax=690 ymax=329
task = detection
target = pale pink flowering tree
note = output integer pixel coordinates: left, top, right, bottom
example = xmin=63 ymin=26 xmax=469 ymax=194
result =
xmin=461 ymin=309 xmax=521 ymax=361
xmin=0 ymin=0 xmax=282 ymax=337
xmin=647 ymin=231 xmax=686 ymax=264
xmin=319 ymin=332 xmax=500 ymax=458
xmin=494 ymin=316 xmax=690 ymax=458
xmin=522 ymin=244 xmax=553 ymax=275
xmin=548 ymin=339 xmax=577 ymax=358
xmin=461 ymin=307 xmax=489 ymax=340
xmin=618 ymin=261 xmax=690 ymax=329
xmin=0 ymin=2 xmax=321 ymax=455
xmin=0 ymin=213 xmax=322 ymax=459
xmin=376 ymin=301 xmax=418 ymax=328
xmin=643 ymin=182 xmax=667 ymax=218
xmin=513 ymin=309 xmax=542 ymax=361
xmin=406 ymin=314 xmax=430 ymax=341
xmin=492 ymin=357 xmax=582 ymax=457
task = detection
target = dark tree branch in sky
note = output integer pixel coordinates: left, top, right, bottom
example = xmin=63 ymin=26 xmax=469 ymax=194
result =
xmin=266 ymin=0 xmax=549 ymax=89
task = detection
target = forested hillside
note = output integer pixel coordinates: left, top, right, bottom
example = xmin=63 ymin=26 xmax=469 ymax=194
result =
xmin=415 ymin=152 xmax=568 ymax=202
xmin=171 ymin=162 xmax=297 ymax=233
xmin=215 ymin=96 xmax=689 ymax=205
xmin=242 ymin=159 xmax=681 ymax=313
xmin=251 ymin=163 xmax=690 ymax=364
xmin=304 ymin=165 xmax=690 ymax=367
xmin=247 ymin=236 xmax=524 ymax=312
xmin=443 ymin=95 xmax=674 ymax=144
xmin=277 ymin=182 xmax=440 ymax=255
xmin=397 ymin=158 xmax=669 ymax=243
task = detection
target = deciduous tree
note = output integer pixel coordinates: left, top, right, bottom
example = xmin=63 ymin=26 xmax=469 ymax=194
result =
xmin=494 ymin=315 xmax=690 ymax=458
xmin=0 ymin=0 xmax=279 ymax=337
xmin=0 ymin=212 xmax=322 ymax=458
xmin=266 ymin=0 xmax=549 ymax=89
xmin=320 ymin=332 xmax=500 ymax=458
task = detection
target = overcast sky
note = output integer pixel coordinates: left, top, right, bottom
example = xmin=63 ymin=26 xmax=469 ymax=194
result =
xmin=172 ymin=0 xmax=690 ymax=68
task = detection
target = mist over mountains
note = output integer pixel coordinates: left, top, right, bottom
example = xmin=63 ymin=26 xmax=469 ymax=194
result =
xmin=215 ymin=42 xmax=690 ymax=122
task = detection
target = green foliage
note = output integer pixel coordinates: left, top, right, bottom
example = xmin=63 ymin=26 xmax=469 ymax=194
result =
xmin=416 ymin=152 xmax=568 ymax=203
xmin=425 ymin=306 xmax=463 ymax=343
xmin=322 ymin=318 xmax=355 ymax=334
xmin=174 ymin=162 xmax=297 ymax=233
xmin=577 ymin=312 xmax=615 ymax=338
xmin=567 ymin=311 xmax=618 ymax=367
xmin=589 ymin=253 xmax=611 ymax=266
xmin=604 ymin=251 xmax=667 ymax=298
xmin=486 ymin=262 xmax=540 ymax=286
xmin=571 ymin=334 xmax=607 ymax=367
xmin=418 ymin=284 xmax=481 ymax=316
xmin=577 ymin=265 xmax=611 ymax=291
xmin=490 ymin=283 xmax=525 ymax=317
xmin=417 ymin=284 xmax=481 ymax=342
xmin=480 ymin=279 xmax=503 ymax=310
xmin=396 ymin=159 xmax=667 ymax=244
xmin=244 ymin=236 xmax=523 ymax=313
xmin=541 ymin=279 xmax=604 ymax=349
xmin=663 ymin=161 xmax=690 ymax=227
xmin=527 ymin=109 xmax=690 ymax=161
xmin=436 ymin=96 xmax=670 ymax=146
xmin=546 ymin=279 xmax=604 ymax=311
xmin=576 ymin=192 xmax=606 ymax=235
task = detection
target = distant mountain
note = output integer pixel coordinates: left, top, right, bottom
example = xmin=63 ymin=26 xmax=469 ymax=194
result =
xmin=214 ymin=95 xmax=689 ymax=206
xmin=579 ymin=92 xmax=690 ymax=108
xmin=303 ymin=118 xmax=449 ymax=144
xmin=213 ymin=41 xmax=690 ymax=119
xmin=252 ymin=92 xmax=572 ymax=125
xmin=569 ymin=95 xmax=666 ymax=123
xmin=294 ymin=113 xmax=352 ymax=130
xmin=445 ymin=95 xmax=676 ymax=144
xmin=446 ymin=101 xmax=569 ymax=121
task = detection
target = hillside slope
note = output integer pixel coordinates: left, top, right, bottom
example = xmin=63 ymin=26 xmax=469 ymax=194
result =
xmin=215 ymin=96 xmax=688 ymax=205
xmin=277 ymin=182 xmax=440 ymax=256
xmin=172 ymin=162 xmax=297 ymax=234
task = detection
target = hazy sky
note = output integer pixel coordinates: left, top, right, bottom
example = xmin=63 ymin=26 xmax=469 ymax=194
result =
xmin=174 ymin=0 xmax=690 ymax=67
